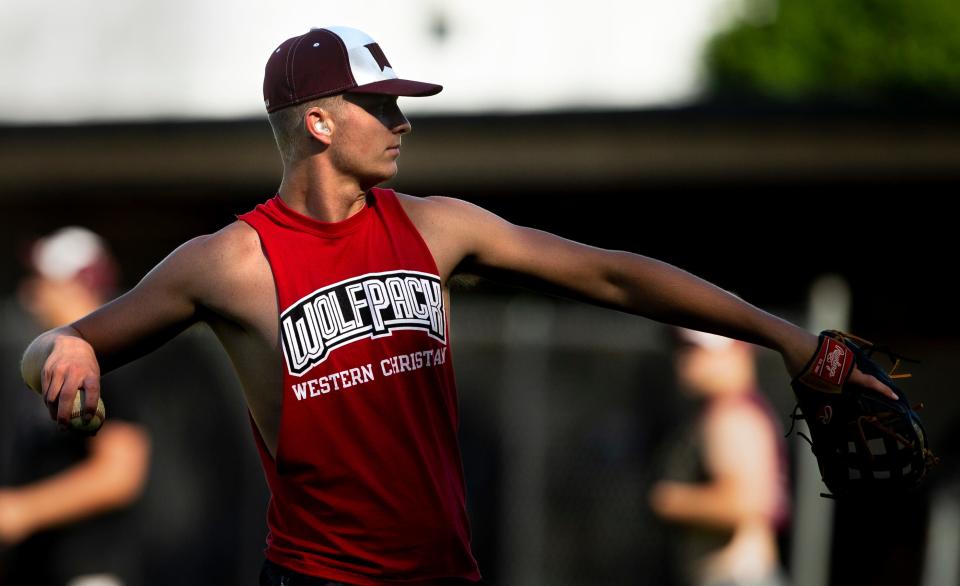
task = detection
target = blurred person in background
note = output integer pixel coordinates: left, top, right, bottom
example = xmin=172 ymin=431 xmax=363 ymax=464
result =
xmin=1 ymin=227 xmax=267 ymax=586
xmin=20 ymin=27 xmax=895 ymax=585
xmin=650 ymin=328 xmax=790 ymax=586
xmin=0 ymin=227 xmax=150 ymax=586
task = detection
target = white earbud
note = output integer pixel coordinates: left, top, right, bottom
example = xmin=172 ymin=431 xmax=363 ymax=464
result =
xmin=314 ymin=121 xmax=331 ymax=135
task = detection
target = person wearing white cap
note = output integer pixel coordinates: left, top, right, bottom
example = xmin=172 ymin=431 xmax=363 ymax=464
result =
xmin=21 ymin=27 xmax=895 ymax=586
xmin=2 ymin=227 xmax=149 ymax=586
xmin=650 ymin=329 xmax=789 ymax=586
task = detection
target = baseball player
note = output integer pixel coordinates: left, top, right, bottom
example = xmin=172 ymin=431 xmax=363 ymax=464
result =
xmin=20 ymin=27 xmax=894 ymax=585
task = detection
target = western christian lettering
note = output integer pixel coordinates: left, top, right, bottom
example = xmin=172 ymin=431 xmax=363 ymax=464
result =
xmin=281 ymin=270 xmax=445 ymax=376
xmin=291 ymin=364 xmax=376 ymax=400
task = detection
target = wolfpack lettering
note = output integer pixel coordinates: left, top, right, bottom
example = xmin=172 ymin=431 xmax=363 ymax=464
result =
xmin=281 ymin=270 xmax=445 ymax=377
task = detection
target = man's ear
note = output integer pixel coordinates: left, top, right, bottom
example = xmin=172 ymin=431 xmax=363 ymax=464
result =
xmin=305 ymin=108 xmax=335 ymax=144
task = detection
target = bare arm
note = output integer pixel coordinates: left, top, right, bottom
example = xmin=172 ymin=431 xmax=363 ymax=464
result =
xmin=413 ymin=196 xmax=893 ymax=395
xmin=425 ymin=197 xmax=801 ymax=353
xmin=0 ymin=421 xmax=150 ymax=545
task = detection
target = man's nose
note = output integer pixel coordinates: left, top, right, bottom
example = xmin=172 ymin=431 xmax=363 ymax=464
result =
xmin=393 ymin=119 xmax=412 ymax=135
xmin=389 ymin=104 xmax=411 ymax=134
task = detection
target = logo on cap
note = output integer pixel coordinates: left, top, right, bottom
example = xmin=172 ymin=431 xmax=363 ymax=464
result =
xmin=365 ymin=43 xmax=391 ymax=71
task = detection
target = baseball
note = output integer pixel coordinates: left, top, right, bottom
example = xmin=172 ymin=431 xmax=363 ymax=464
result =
xmin=70 ymin=390 xmax=106 ymax=433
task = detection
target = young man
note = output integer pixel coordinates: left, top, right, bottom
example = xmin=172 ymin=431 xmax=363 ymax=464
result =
xmin=21 ymin=27 xmax=893 ymax=586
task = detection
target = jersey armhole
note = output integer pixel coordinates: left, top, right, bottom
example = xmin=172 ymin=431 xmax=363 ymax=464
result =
xmin=236 ymin=217 xmax=286 ymax=469
xmin=376 ymin=189 xmax=445 ymax=281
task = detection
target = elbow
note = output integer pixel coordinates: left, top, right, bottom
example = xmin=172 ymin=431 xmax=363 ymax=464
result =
xmin=597 ymin=255 xmax=643 ymax=311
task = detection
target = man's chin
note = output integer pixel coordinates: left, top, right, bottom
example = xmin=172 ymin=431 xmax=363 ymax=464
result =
xmin=360 ymin=167 xmax=399 ymax=190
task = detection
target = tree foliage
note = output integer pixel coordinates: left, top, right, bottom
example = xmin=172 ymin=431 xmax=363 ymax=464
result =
xmin=705 ymin=0 xmax=960 ymax=102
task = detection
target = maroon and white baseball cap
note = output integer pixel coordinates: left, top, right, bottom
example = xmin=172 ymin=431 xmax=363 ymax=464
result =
xmin=263 ymin=26 xmax=442 ymax=113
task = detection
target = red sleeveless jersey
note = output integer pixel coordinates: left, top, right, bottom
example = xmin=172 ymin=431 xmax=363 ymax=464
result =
xmin=238 ymin=189 xmax=479 ymax=584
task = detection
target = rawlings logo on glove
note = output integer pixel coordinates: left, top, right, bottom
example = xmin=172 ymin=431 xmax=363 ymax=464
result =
xmin=788 ymin=330 xmax=938 ymax=498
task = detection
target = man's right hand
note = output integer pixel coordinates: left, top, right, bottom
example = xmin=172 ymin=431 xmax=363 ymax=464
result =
xmin=23 ymin=328 xmax=102 ymax=427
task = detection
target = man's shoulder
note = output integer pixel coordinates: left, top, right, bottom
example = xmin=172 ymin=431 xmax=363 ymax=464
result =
xmin=395 ymin=192 xmax=467 ymax=207
xmin=155 ymin=221 xmax=272 ymax=314
xmin=166 ymin=221 xmax=266 ymax=284
xmin=208 ymin=220 xmax=261 ymax=251
xmin=394 ymin=192 xmax=487 ymax=224
xmin=181 ymin=221 xmax=261 ymax=258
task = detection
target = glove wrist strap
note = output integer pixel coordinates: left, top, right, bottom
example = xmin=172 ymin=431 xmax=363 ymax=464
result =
xmin=796 ymin=333 xmax=855 ymax=394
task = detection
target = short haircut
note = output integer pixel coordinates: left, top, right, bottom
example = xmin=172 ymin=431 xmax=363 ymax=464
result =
xmin=267 ymin=94 xmax=343 ymax=164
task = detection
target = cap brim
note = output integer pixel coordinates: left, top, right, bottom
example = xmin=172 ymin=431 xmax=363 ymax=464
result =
xmin=351 ymin=78 xmax=443 ymax=97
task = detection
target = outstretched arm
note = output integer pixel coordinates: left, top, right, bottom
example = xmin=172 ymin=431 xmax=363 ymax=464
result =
xmin=416 ymin=196 xmax=893 ymax=396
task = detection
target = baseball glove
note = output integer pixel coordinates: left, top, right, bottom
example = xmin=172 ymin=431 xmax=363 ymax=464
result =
xmin=788 ymin=330 xmax=937 ymax=498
